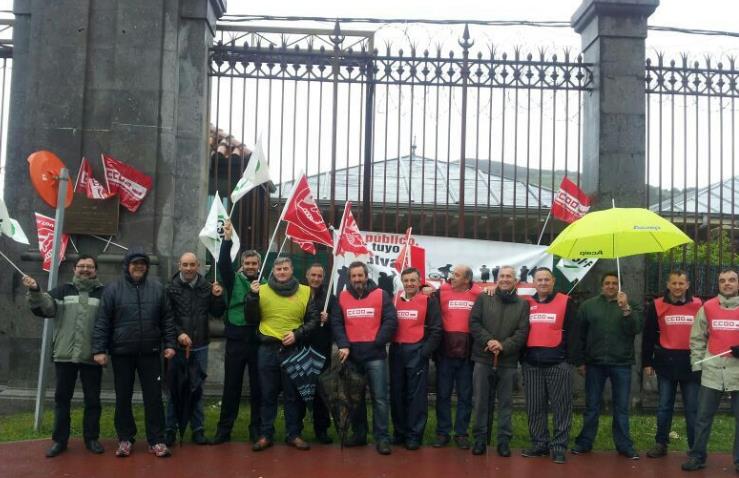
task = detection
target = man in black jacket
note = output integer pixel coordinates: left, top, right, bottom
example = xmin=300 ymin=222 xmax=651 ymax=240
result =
xmin=92 ymin=249 xmax=177 ymax=458
xmin=331 ymin=261 xmax=398 ymax=455
xmin=164 ymin=252 xmax=226 ymax=446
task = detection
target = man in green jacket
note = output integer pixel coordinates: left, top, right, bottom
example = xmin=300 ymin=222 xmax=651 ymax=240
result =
xmin=572 ymin=271 xmax=643 ymax=459
xmin=682 ymin=268 xmax=739 ymax=473
xmin=23 ymin=254 xmax=105 ymax=458
xmin=469 ymin=265 xmax=530 ymax=456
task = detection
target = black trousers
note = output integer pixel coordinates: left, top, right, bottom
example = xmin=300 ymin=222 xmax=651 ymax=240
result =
xmin=52 ymin=362 xmax=102 ymax=445
xmin=111 ymin=353 xmax=165 ymax=446
xmin=216 ymin=338 xmax=261 ymax=440
xmin=389 ymin=343 xmax=429 ymax=443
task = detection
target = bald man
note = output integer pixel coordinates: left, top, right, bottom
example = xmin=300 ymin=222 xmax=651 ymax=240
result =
xmin=164 ymin=252 xmax=226 ymax=445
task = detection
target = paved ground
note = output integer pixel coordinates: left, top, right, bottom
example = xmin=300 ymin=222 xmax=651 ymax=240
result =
xmin=0 ymin=438 xmax=734 ymax=478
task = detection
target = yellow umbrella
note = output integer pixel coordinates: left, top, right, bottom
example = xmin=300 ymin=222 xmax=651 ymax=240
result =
xmin=547 ymin=207 xmax=693 ymax=259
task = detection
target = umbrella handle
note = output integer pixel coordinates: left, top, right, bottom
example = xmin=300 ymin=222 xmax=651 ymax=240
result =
xmin=493 ymin=351 xmax=499 ymax=369
xmin=185 ymin=345 xmax=191 ymax=360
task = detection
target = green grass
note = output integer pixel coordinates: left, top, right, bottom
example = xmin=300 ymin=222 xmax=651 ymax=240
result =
xmin=0 ymin=400 xmax=734 ymax=453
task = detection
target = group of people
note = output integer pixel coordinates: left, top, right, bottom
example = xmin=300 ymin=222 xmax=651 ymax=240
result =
xmin=23 ymin=221 xmax=739 ymax=472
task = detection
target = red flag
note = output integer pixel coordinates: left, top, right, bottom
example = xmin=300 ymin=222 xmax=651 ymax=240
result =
xmin=101 ymin=154 xmax=152 ymax=212
xmin=335 ymin=202 xmax=370 ymax=256
xmin=74 ymin=157 xmax=114 ymax=200
xmin=392 ymin=227 xmax=413 ymax=273
xmin=285 ymin=222 xmax=318 ymax=255
xmin=35 ymin=212 xmax=69 ymax=272
xmin=282 ymin=174 xmax=333 ymax=247
xmin=551 ymin=177 xmax=591 ymax=223
xmin=410 ymin=245 xmax=425 ymax=280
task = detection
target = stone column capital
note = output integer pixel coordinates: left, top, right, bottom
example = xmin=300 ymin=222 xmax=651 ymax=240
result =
xmin=572 ymin=0 xmax=659 ymax=38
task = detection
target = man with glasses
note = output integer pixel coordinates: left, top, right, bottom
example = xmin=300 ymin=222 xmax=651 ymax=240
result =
xmin=23 ymin=255 xmax=105 ymax=458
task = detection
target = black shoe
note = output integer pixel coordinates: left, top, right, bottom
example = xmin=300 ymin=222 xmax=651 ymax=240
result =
xmin=646 ymin=443 xmax=667 ymax=458
xmin=472 ymin=441 xmax=486 ymax=455
xmin=164 ymin=429 xmax=176 ymax=447
xmin=497 ymin=442 xmax=511 ymax=457
xmin=521 ymin=447 xmax=549 ymax=458
xmin=454 ymin=435 xmax=470 ymax=450
xmin=405 ymin=440 xmax=421 ymax=451
xmin=211 ymin=431 xmax=231 ymax=445
xmin=571 ymin=444 xmax=591 ymax=455
xmin=192 ymin=430 xmax=209 ymax=445
xmin=432 ymin=434 xmax=450 ymax=448
xmin=85 ymin=439 xmax=104 ymax=454
xmin=619 ymin=449 xmax=640 ymax=460
xmin=46 ymin=442 xmax=67 ymax=458
xmin=376 ymin=440 xmax=392 ymax=455
xmin=315 ymin=431 xmax=333 ymax=444
xmin=552 ymin=451 xmax=567 ymax=464
xmin=343 ymin=435 xmax=367 ymax=447
xmin=681 ymin=457 xmax=706 ymax=471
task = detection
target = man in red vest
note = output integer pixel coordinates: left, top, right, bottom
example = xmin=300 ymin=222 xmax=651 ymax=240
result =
xmin=331 ymin=261 xmax=398 ymax=455
xmin=682 ymin=268 xmax=739 ymax=472
xmin=390 ymin=267 xmax=442 ymax=450
xmin=520 ymin=267 xmax=578 ymax=464
xmin=642 ymin=270 xmax=702 ymax=458
xmin=433 ymin=264 xmax=481 ymax=449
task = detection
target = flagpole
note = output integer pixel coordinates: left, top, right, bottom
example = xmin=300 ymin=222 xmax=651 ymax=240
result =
xmin=323 ymin=202 xmax=350 ymax=313
xmin=90 ymin=235 xmax=128 ymax=251
xmin=536 ymin=210 xmax=552 ymax=246
xmin=695 ymin=349 xmax=733 ymax=365
xmin=0 ymin=248 xmax=26 ymax=275
xmin=258 ymin=173 xmax=303 ymax=280
xmin=566 ymin=279 xmax=580 ymax=296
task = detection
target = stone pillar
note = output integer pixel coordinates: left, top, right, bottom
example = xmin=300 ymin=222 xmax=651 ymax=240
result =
xmin=0 ymin=0 xmax=225 ymax=388
xmin=571 ymin=0 xmax=659 ymax=404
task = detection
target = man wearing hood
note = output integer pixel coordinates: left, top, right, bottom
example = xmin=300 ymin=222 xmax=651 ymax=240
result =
xmin=246 ymin=256 xmax=319 ymax=452
xmin=642 ymin=270 xmax=702 ymax=458
xmin=469 ymin=265 xmax=530 ymax=456
xmin=682 ymin=268 xmax=739 ymax=473
xmin=163 ymin=252 xmax=226 ymax=446
xmin=331 ymin=261 xmax=398 ymax=455
xmin=23 ymin=255 xmax=105 ymax=458
xmin=92 ymin=249 xmax=177 ymax=458
xmin=212 ymin=219 xmax=263 ymax=445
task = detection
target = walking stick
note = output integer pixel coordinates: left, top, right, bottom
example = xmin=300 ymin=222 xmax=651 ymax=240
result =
xmin=486 ymin=351 xmax=499 ymax=446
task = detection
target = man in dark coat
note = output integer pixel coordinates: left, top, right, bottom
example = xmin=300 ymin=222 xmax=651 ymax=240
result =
xmin=92 ymin=249 xmax=177 ymax=458
xmin=164 ymin=252 xmax=226 ymax=446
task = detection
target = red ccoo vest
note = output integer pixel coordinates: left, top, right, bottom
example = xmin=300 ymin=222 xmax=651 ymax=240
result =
xmin=439 ymin=283 xmax=481 ymax=333
xmin=704 ymin=297 xmax=739 ymax=356
xmin=655 ymin=297 xmax=702 ymax=350
xmin=525 ymin=293 xmax=568 ymax=348
xmin=394 ymin=293 xmax=429 ymax=344
xmin=339 ymin=288 xmax=383 ymax=343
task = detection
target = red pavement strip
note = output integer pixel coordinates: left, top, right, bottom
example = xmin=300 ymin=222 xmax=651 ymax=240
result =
xmin=0 ymin=439 xmax=734 ymax=478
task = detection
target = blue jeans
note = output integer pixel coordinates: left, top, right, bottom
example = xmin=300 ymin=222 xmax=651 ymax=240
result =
xmin=166 ymin=347 xmax=208 ymax=433
xmin=655 ymin=374 xmax=699 ymax=448
xmin=689 ymin=387 xmax=739 ymax=464
xmin=351 ymin=359 xmax=390 ymax=442
xmin=575 ymin=364 xmax=634 ymax=452
xmin=435 ymin=356 xmax=473 ymax=437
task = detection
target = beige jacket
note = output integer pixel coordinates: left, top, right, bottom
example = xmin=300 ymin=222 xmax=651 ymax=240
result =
xmin=690 ymin=294 xmax=739 ymax=391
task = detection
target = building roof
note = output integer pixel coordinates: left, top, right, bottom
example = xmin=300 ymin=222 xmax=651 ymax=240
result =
xmin=649 ymin=175 xmax=739 ymax=216
xmin=274 ymin=155 xmax=554 ymax=209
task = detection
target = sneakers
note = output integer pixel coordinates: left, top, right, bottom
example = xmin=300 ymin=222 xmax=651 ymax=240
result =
xmin=432 ymin=434 xmax=450 ymax=448
xmin=521 ymin=447 xmax=549 ymax=458
xmin=646 ymin=443 xmax=667 ymax=458
xmin=681 ymin=457 xmax=706 ymax=471
xmin=552 ymin=450 xmax=567 ymax=464
xmin=148 ymin=443 xmax=171 ymax=458
xmin=115 ymin=440 xmax=132 ymax=458
xmin=453 ymin=435 xmax=470 ymax=450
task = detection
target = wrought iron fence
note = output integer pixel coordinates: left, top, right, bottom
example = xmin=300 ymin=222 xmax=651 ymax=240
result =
xmin=645 ymin=54 xmax=738 ymax=296
xmin=208 ymin=22 xmax=593 ymax=255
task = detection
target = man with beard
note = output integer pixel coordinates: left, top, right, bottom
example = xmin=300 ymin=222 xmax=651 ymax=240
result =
xmin=331 ymin=261 xmax=398 ymax=455
xmin=92 ymin=249 xmax=177 ymax=458
xmin=247 ymin=257 xmax=319 ymax=451
xmin=164 ymin=252 xmax=226 ymax=446
xmin=23 ymin=255 xmax=105 ymax=458
xmin=642 ymin=270 xmax=701 ymax=458
xmin=469 ymin=265 xmax=529 ymax=456
xmin=212 ymin=219 xmax=263 ymax=444
xmin=682 ymin=268 xmax=739 ymax=473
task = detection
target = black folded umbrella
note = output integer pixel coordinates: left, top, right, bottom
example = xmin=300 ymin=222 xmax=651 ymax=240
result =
xmin=318 ymin=353 xmax=366 ymax=449
xmin=166 ymin=347 xmax=207 ymax=444
xmin=281 ymin=346 xmax=327 ymax=404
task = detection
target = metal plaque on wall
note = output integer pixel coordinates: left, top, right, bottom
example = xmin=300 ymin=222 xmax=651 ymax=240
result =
xmin=63 ymin=193 xmax=120 ymax=235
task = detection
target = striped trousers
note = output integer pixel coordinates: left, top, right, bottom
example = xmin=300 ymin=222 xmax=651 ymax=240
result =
xmin=522 ymin=361 xmax=573 ymax=453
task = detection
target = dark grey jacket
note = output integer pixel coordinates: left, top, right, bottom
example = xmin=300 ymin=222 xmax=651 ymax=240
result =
xmin=469 ymin=289 xmax=530 ymax=368
xmin=167 ymin=272 xmax=226 ymax=349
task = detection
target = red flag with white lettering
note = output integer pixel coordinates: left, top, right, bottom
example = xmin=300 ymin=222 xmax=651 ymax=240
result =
xmin=74 ymin=157 xmax=114 ymax=199
xmin=285 ymin=222 xmax=318 ymax=255
xmin=101 ymin=154 xmax=152 ymax=212
xmin=35 ymin=212 xmax=69 ymax=272
xmin=282 ymin=174 xmax=333 ymax=247
xmin=392 ymin=227 xmax=413 ymax=273
xmin=335 ymin=202 xmax=370 ymax=257
xmin=551 ymin=177 xmax=591 ymax=223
